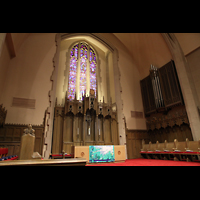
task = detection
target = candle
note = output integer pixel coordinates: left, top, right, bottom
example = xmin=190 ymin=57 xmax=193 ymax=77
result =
xmin=88 ymin=127 xmax=90 ymax=135
xmin=99 ymin=129 xmax=100 ymax=135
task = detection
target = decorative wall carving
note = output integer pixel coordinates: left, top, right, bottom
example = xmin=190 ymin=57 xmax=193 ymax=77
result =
xmin=146 ymin=106 xmax=189 ymax=131
xmin=0 ymin=123 xmax=44 ymax=156
xmin=52 ymin=91 xmax=119 ymax=154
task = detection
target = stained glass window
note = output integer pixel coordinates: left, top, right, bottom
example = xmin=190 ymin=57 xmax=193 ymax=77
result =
xmin=89 ymin=48 xmax=97 ymax=96
xmin=68 ymin=57 xmax=77 ymax=100
xmin=68 ymin=42 xmax=97 ymax=100
xmin=79 ymin=57 xmax=87 ymax=97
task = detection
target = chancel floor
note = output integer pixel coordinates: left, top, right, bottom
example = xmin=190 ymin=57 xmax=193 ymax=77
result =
xmin=86 ymin=158 xmax=200 ymax=166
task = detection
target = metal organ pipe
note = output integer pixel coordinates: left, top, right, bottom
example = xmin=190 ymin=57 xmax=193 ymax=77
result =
xmin=150 ymin=65 xmax=164 ymax=109
xmin=156 ymin=73 xmax=164 ymax=107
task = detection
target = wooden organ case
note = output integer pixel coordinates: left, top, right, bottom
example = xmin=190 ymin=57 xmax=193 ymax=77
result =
xmin=140 ymin=60 xmax=193 ymax=143
xmin=52 ymin=90 xmax=119 ymax=154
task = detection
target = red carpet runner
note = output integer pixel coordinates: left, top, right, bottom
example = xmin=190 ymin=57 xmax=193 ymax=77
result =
xmin=87 ymin=158 xmax=200 ymax=166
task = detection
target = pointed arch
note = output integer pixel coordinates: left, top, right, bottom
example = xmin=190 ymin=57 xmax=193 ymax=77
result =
xmin=67 ymin=41 xmax=98 ymax=100
xmin=44 ymin=33 xmax=126 ymax=159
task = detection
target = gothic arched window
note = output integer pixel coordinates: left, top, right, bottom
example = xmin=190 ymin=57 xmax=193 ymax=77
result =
xmin=68 ymin=42 xmax=97 ymax=100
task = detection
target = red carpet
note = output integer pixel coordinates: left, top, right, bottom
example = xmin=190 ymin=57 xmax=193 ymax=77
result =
xmin=87 ymin=158 xmax=200 ymax=166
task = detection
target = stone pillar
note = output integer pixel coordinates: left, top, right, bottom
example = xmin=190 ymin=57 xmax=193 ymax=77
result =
xmin=162 ymin=33 xmax=200 ymax=141
xmin=112 ymin=48 xmax=127 ymax=158
xmin=43 ymin=33 xmax=61 ymax=159
xmin=19 ymin=134 xmax=35 ymax=160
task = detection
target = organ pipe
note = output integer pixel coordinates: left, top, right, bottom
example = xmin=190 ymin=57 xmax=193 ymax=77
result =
xmin=150 ymin=65 xmax=164 ymax=109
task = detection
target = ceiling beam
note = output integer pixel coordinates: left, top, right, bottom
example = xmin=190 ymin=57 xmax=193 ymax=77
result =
xmin=6 ymin=33 xmax=16 ymax=58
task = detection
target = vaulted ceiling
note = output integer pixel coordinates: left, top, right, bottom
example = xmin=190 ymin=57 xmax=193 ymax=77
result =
xmin=8 ymin=33 xmax=200 ymax=79
xmin=113 ymin=33 xmax=172 ymax=78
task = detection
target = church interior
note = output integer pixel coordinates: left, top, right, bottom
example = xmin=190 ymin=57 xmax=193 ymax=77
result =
xmin=0 ymin=33 xmax=200 ymax=166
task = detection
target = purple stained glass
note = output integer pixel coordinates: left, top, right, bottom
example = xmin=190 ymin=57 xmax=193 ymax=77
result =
xmin=68 ymin=43 xmax=97 ymax=100
xmin=79 ymin=57 xmax=87 ymax=97
xmin=90 ymin=51 xmax=92 ymax=62
xmin=84 ymin=50 xmax=87 ymax=58
xmin=90 ymin=61 xmax=96 ymax=96
xmin=70 ymin=50 xmax=73 ymax=58
xmin=68 ymin=57 xmax=77 ymax=100
xmin=80 ymin=49 xmax=83 ymax=57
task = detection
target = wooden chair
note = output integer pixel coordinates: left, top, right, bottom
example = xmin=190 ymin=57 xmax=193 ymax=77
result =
xmin=140 ymin=140 xmax=150 ymax=159
xmin=184 ymin=138 xmax=200 ymax=161
xmin=154 ymin=140 xmax=167 ymax=159
xmin=162 ymin=140 xmax=176 ymax=160
xmin=173 ymin=139 xmax=187 ymax=161
xmin=156 ymin=140 xmax=166 ymax=152
xmin=146 ymin=141 xmax=158 ymax=159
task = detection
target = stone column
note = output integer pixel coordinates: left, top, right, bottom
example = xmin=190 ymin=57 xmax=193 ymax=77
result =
xmin=162 ymin=33 xmax=200 ymax=141
xmin=112 ymin=48 xmax=127 ymax=158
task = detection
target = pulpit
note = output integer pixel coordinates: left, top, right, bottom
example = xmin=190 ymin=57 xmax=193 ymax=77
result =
xmin=19 ymin=133 xmax=35 ymax=160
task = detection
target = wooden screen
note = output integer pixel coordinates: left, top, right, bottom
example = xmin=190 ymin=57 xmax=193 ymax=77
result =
xmin=140 ymin=76 xmax=156 ymax=114
xmin=140 ymin=60 xmax=183 ymax=115
xmin=158 ymin=60 xmax=183 ymax=108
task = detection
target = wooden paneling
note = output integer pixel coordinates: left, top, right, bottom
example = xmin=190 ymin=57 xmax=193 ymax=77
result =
xmin=141 ymin=60 xmax=183 ymax=115
xmin=0 ymin=141 xmax=20 ymax=156
xmin=74 ymin=146 xmax=89 ymax=162
xmin=52 ymin=95 xmax=119 ymax=154
xmin=148 ymin=123 xmax=193 ymax=143
xmin=104 ymin=118 xmax=112 ymax=144
xmin=126 ymin=130 xmax=149 ymax=159
xmin=140 ymin=76 xmax=156 ymax=114
xmin=0 ymin=124 xmax=44 ymax=156
xmin=159 ymin=60 xmax=183 ymax=107
xmin=63 ymin=116 xmax=73 ymax=142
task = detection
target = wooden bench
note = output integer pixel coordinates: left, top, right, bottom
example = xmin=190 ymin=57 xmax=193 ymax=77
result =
xmin=154 ymin=140 xmax=167 ymax=159
xmin=140 ymin=138 xmax=200 ymax=162
xmin=146 ymin=141 xmax=158 ymax=159
xmin=140 ymin=140 xmax=150 ymax=159
xmin=173 ymin=139 xmax=187 ymax=161
xmin=183 ymin=138 xmax=200 ymax=161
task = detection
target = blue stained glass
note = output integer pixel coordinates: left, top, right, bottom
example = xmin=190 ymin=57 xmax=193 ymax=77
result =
xmin=75 ymin=47 xmax=78 ymax=58
xmin=80 ymin=49 xmax=83 ymax=57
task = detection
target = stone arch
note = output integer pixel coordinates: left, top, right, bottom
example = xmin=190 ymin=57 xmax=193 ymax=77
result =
xmin=43 ymin=33 xmax=126 ymax=158
xmin=161 ymin=33 xmax=200 ymax=141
